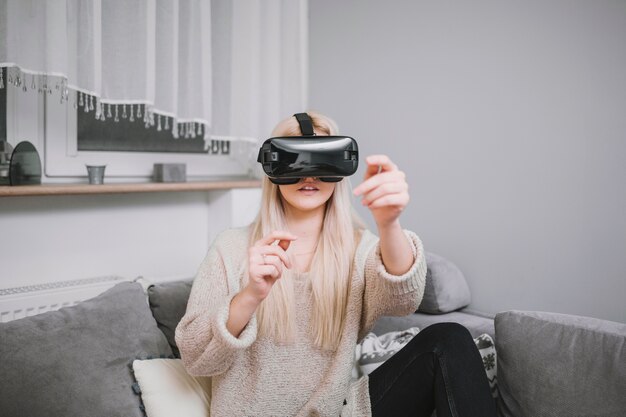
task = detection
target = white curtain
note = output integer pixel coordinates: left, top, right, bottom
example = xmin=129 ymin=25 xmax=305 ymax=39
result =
xmin=0 ymin=0 xmax=307 ymax=143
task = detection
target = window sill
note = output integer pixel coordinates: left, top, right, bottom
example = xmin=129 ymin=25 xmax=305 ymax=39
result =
xmin=0 ymin=178 xmax=262 ymax=197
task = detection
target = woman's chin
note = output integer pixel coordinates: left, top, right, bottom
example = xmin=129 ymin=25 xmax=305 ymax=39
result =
xmin=289 ymin=198 xmax=326 ymax=212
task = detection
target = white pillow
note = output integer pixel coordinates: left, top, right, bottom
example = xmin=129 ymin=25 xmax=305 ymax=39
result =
xmin=132 ymin=358 xmax=212 ymax=417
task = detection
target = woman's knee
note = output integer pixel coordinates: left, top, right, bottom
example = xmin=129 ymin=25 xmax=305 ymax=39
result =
xmin=419 ymin=322 xmax=475 ymax=353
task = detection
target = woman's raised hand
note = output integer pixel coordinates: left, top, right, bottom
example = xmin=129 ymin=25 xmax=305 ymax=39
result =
xmin=246 ymin=231 xmax=298 ymax=302
xmin=353 ymin=154 xmax=410 ymax=228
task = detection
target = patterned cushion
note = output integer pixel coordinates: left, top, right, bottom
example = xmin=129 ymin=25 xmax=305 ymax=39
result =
xmin=355 ymin=327 xmax=421 ymax=377
xmin=474 ymin=333 xmax=498 ymax=398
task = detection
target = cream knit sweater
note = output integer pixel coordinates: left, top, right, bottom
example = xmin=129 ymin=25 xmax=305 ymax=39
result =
xmin=175 ymin=226 xmax=427 ymax=417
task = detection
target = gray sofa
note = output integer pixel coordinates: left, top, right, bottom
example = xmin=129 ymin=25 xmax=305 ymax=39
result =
xmin=1 ymin=251 xmax=625 ymax=417
xmin=373 ymin=250 xmax=626 ymax=416
xmin=373 ymin=252 xmax=495 ymax=338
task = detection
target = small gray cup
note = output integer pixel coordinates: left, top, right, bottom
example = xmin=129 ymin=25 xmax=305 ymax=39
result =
xmin=86 ymin=165 xmax=106 ymax=184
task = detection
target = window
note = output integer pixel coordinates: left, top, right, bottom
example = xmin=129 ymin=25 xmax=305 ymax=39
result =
xmin=43 ymin=89 xmax=249 ymax=180
xmin=1 ymin=1 xmax=307 ymax=182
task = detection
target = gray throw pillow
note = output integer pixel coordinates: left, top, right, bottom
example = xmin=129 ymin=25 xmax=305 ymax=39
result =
xmin=495 ymin=310 xmax=626 ymax=417
xmin=417 ymin=251 xmax=471 ymax=314
xmin=0 ymin=281 xmax=173 ymax=417
xmin=147 ymin=279 xmax=193 ymax=357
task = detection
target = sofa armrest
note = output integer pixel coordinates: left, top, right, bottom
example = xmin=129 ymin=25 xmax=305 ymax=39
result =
xmin=495 ymin=310 xmax=626 ymax=417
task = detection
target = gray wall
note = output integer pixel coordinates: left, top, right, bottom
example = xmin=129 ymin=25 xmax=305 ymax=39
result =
xmin=309 ymin=0 xmax=626 ymax=323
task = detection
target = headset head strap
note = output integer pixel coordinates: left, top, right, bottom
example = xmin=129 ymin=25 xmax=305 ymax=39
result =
xmin=293 ymin=113 xmax=315 ymax=136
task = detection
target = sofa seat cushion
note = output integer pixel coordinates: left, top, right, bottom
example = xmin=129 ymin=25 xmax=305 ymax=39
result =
xmin=372 ymin=310 xmax=495 ymax=339
xmin=0 ymin=281 xmax=173 ymax=417
xmin=495 ymin=310 xmax=626 ymax=417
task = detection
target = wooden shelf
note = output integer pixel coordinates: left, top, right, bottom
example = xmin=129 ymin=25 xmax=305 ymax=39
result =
xmin=0 ymin=178 xmax=262 ymax=197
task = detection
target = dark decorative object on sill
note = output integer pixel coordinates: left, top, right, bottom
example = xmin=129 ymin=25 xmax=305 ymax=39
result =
xmin=0 ymin=141 xmax=13 ymax=185
xmin=5 ymin=141 xmax=42 ymax=185
xmin=153 ymin=163 xmax=186 ymax=183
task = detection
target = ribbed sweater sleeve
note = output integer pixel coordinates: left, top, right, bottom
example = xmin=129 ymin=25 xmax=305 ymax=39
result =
xmin=358 ymin=229 xmax=427 ymax=341
xmin=175 ymin=237 xmax=257 ymax=377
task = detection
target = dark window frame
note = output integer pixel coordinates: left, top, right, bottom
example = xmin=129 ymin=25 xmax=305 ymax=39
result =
xmin=1 ymin=67 xmax=6 ymax=141
xmin=77 ymin=97 xmax=212 ymax=154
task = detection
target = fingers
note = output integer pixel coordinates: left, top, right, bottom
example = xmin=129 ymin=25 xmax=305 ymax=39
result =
xmin=259 ymin=245 xmax=292 ymax=269
xmin=367 ymin=192 xmax=410 ymax=209
xmin=252 ymin=231 xmax=297 ymax=270
xmin=353 ymin=154 xmax=404 ymax=197
xmin=359 ymin=181 xmax=408 ymax=206
xmin=249 ymin=247 xmax=291 ymax=271
xmin=253 ymin=251 xmax=282 ymax=278
xmin=366 ymin=154 xmax=397 ymax=172
xmin=351 ymin=154 xmax=410 ymax=217
xmin=264 ymin=254 xmax=285 ymax=277
xmin=361 ymin=154 xmax=397 ymax=181
xmin=353 ymin=170 xmax=406 ymax=197
xmin=257 ymin=264 xmax=280 ymax=279
xmin=255 ymin=230 xmax=298 ymax=247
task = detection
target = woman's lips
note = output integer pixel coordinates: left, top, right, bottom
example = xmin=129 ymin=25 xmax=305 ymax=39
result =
xmin=298 ymin=186 xmax=318 ymax=195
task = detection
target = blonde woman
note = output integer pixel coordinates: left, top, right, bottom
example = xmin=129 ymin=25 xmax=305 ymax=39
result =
xmin=175 ymin=112 xmax=497 ymax=417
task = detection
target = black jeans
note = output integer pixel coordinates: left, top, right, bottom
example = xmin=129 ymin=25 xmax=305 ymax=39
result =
xmin=368 ymin=322 xmax=497 ymax=417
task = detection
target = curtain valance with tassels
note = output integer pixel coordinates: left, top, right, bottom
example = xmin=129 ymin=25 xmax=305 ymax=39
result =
xmin=0 ymin=0 xmax=308 ymax=145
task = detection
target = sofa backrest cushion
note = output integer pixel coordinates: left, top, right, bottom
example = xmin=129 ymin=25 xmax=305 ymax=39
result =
xmin=0 ymin=281 xmax=174 ymax=417
xmin=147 ymin=279 xmax=193 ymax=357
xmin=495 ymin=310 xmax=626 ymax=417
xmin=146 ymin=260 xmax=473 ymax=356
xmin=418 ymin=251 xmax=471 ymax=314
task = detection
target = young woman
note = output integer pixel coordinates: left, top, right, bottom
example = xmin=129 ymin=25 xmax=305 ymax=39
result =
xmin=175 ymin=112 xmax=497 ymax=417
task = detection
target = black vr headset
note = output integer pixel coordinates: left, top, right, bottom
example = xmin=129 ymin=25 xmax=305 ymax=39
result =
xmin=257 ymin=113 xmax=359 ymax=185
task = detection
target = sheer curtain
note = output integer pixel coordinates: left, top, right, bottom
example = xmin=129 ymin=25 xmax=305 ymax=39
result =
xmin=0 ymin=0 xmax=307 ymax=146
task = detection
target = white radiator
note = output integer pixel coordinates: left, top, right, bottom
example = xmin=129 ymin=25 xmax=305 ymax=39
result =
xmin=0 ymin=276 xmax=130 ymax=323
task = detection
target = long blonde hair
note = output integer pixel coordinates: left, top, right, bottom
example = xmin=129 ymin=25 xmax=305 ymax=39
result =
xmin=248 ymin=111 xmax=366 ymax=351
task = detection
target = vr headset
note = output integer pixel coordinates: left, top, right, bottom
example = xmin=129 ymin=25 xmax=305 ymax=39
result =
xmin=257 ymin=113 xmax=359 ymax=185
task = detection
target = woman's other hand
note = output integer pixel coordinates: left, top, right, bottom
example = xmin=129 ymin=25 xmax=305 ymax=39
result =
xmin=353 ymin=155 xmax=410 ymax=228
xmin=246 ymin=231 xmax=298 ymax=302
